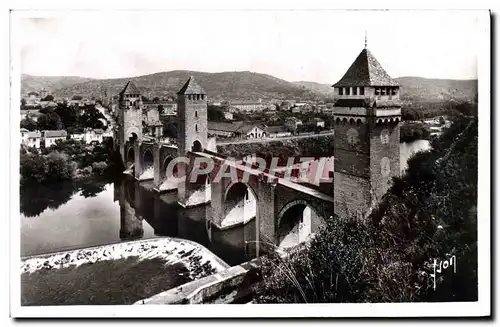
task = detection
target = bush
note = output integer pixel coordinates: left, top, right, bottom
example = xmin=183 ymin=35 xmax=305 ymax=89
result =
xmin=92 ymin=161 xmax=108 ymax=175
xmin=256 ymin=116 xmax=478 ymax=303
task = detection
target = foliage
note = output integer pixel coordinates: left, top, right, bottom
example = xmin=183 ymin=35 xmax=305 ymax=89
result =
xmin=20 ymin=150 xmax=76 ymax=185
xmin=37 ymin=112 xmax=63 ymax=130
xmin=20 ymin=116 xmax=37 ymax=131
xmin=42 ymin=95 xmax=54 ymax=101
xmin=256 ymin=113 xmax=478 ymax=303
xmin=400 ymin=123 xmax=431 ymax=143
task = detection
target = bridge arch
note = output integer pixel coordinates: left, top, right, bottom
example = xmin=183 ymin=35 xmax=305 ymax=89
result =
xmin=126 ymin=147 xmax=135 ymax=167
xmin=276 ymin=199 xmax=325 ymax=249
xmin=221 ymin=181 xmax=258 ymax=227
xmin=160 ymin=156 xmax=174 ymax=180
xmin=126 ymin=126 xmax=140 ymax=143
xmin=143 ymin=148 xmax=154 ymax=170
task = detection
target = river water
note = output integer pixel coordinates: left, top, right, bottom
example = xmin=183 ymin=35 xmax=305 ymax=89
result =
xmin=20 ymin=140 xmax=431 ymax=265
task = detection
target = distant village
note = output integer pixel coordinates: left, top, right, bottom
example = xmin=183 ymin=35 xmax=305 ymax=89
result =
xmin=20 ymin=85 xmax=336 ymax=149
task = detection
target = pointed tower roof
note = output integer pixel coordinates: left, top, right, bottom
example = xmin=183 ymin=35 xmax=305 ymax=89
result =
xmin=119 ymin=81 xmax=141 ymax=95
xmin=177 ymin=76 xmax=206 ymax=95
xmin=333 ymin=48 xmax=399 ymax=87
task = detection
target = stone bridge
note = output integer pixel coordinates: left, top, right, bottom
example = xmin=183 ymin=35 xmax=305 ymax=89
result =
xmin=122 ymin=138 xmax=334 ymax=251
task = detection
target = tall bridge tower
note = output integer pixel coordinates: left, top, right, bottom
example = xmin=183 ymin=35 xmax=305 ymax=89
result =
xmin=176 ymin=76 xmax=210 ymax=207
xmin=176 ymin=76 xmax=208 ymax=154
xmin=332 ymin=46 xmax=401 ymax=220
xmin=117 ymin=81 xmax=144 ymax=164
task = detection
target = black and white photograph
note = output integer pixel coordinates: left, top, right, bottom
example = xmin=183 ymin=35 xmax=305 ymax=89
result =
xmin=8 ymin=6 xmax=491 ymax=318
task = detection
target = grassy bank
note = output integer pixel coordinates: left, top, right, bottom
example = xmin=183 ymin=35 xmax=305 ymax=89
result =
xmin=22 ymin=257 xmax=191 ymax=305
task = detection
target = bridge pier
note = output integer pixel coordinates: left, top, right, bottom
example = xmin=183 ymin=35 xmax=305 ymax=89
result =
xmin=177 ymin=157 xmax=211 ymax=208
xmin=134 ymin=141 xmax=142 ymax=180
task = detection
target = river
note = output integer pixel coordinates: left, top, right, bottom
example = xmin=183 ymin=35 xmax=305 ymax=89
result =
xmin=20 ymin=139 xmax=431 ymax=265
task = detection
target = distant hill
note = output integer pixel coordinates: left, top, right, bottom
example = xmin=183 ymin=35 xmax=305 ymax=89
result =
xmin=294 ymin=77 xmax=478 ymax=104
xmin=395 ymin=76 xmax=477 ymax=103
xmin=21 ymin=75 xmax=95 ymax=96
xmin=21 ymin=72 xmax=478 ymax=105
xmin=292 ymin=81 xmax=335 ymax=98
xmin=24 ymin=71 xmax=324 ymax=101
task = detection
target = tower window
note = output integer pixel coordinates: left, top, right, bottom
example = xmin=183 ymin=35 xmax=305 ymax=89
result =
xmin=381 ymin=88 xmax=386 ymax=96
xmin=359 ymin=86 xmax=365 ymax=95
xmin=201 ymin=94 xmax=205 ymax=100
xmin=375 ymin=88 xmax=380 ymax=95
xmin=353 ymin=87 xmax=358 ymax=95
xmin=345 ymin=87 xmax=350 ymax=95
xmin=338 ymin=87 xmax=343 ymax=96
xmin=195 ymin=124 xmax=198 ymax=132
xmin=391 ymin=87 xmax=398 ymax=96
xmin=195 ymin=111 xmax=198 ymax=118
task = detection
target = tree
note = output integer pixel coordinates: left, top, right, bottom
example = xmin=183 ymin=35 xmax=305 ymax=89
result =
xmin=37 ymin=112 xmax=63 ymax=130
xmin=42 ymin=95 xmax=54 ymax=101
xmin=80 ymin=106 xmax=106 ymax=129
xmin=153 ymin=97 xmax=160 ymax=103
xmin=55 ymin=103 xmax=79 ymax=129
xmin=72 ymin=95 xmax=83 ymax=101
xmin=21 ymin=98 xmax=26 ymax=110
xmin=20 ymin=116 xmax=37 ymax=131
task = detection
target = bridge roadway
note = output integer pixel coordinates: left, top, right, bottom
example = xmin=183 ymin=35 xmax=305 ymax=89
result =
xmin=192 ymin=151 xmax=334 ymax=204
xmin=216 ymin=130 xmax=335 ymax=145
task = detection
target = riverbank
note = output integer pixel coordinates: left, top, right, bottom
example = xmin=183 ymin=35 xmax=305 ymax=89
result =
xmin=21 ymin=238 xmax=229 ymax=305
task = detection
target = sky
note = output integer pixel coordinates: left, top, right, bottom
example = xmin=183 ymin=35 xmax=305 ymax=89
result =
xmin=13 ymin=10 xmax=483 ymax=83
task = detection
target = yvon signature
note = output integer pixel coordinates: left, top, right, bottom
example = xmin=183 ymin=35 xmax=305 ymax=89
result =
xmin=430 ymin=255 xmax=457 ymax=291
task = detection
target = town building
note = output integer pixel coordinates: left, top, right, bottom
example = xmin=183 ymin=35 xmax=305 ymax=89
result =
xmin=284 ymin=117 xmax=303 ymax=131
xmin=143 ymin=106 xmax=163 ymax=138
xmin=310 ymin=118 xmax=325 ymax=128
xmin=85 ymin=129 xmax=104 ymax=144
xmin=265 ymin=125 xmax=292 ymax=138
xmin=21 ymin=129 xmax=42 ymax=148
xmin=229 ymin=100 xmax=268 ymax=112
xmin=332 ymin=44 xmax=401 ymax=220
xmin=43 ymin=130 xmax=67 ymax=147
xmin=208 ymin=121 xmax=267 ymax=139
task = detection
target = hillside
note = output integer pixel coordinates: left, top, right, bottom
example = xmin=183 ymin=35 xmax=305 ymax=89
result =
xmin=292 ymin=81 xmax=335 ymax=98
xmin=21 ymin=75 xmax=95 ymax=96
xmin=28 ymin=71 xmax=323 ymax=101
xmin=294 ymin=77 xmax=478 ymax=104
xmin=395 ymin=76 xmax=477 ymax=103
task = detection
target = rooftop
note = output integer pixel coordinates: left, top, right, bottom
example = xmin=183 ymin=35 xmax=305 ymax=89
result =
xmin=44 ymin=130 xmax=67 ymax=138
xmin=333 ymin=48 xmax=399 ymax=87
xmin=177 ymin=76 xmax=206 ymax=95
xmin=120 ymin=81 xmax=141 ymax=96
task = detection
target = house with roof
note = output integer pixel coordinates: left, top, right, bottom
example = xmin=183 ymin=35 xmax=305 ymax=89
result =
xmin=20 ymin=128 xmax=29 ymax=144
xmin=23 ymin=130 xmax=42 ymax=148
xmin=208 ymin=121 xmax=267 ymax=139
xmin=230 ymin=100 xmax=267 ymax=112
xmin=309 ymin=117 xmax=325 ymax=128
xmin=84 ymin=129 xmax=104 ymax=144
xmin=285 ymin=117 xmax=303 ymax=131
xmin=143 ymin=106 xmax=164 ymax=138
xmin=265 ymin=125 xmax=292 ymax=138
xmin=43 ymin=130 xmax=67 ymax=147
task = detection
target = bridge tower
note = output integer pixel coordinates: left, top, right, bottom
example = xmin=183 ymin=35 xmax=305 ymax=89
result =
xmin=332 ymin=46 xmax=401 ymax=220
xmin=176 ymin=76 xmax=210 ymax=207
xmin=117 ymin=81 xmax=144 ymax=165
xmin=177 ymin=76 xmax=208 ymax=154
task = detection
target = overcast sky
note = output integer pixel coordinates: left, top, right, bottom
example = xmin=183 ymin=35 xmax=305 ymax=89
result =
xmin=14 ymin=10 xmax=482 ymax=83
